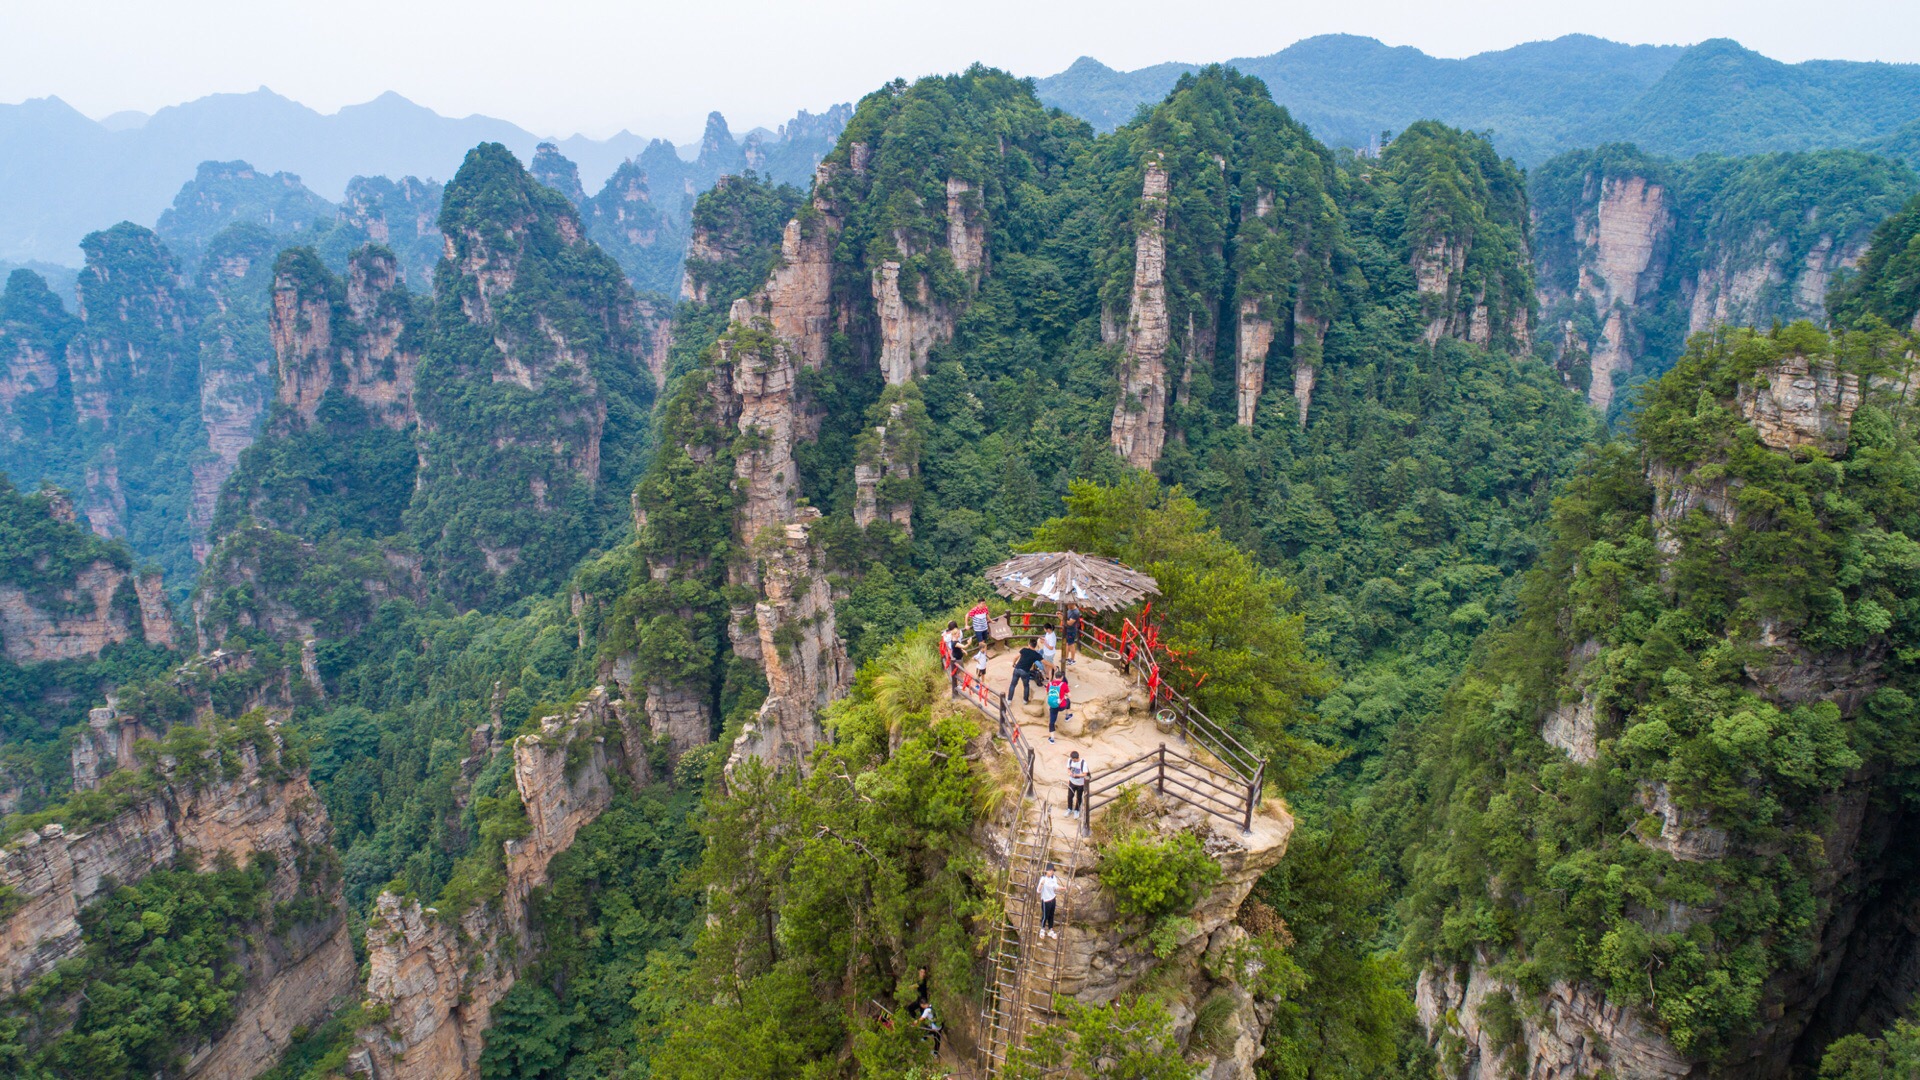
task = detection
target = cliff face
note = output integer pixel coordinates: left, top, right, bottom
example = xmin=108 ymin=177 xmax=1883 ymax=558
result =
xmin=1532 ymin=148 xmax=1915 ymax=412
xmin=1110 ymin=157 xmax=1172 ymax=468
xmin=0 ymin=564 xmax=173 ymax=663
xmin=270 ymin=247 xmax=419 ymax=429
xmin=1537 ymin=172 xmax=1674 ymax=412
xmin=0 ymin=735 xmax=356 ymax=1076
xmin=1416 ymin=342 xmax=1920 ymax=1078
xmin=0 ymin=270 xmax=73 ymax=457
xmin=352 ymin=688 xmax=649 ymax=1080
xmin=0 ymin=486 xmax=175 ymax=662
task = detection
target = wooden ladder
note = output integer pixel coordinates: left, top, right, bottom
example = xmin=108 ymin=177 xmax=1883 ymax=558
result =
xmin=979 ymin=801 xmax=1083 ymax=1076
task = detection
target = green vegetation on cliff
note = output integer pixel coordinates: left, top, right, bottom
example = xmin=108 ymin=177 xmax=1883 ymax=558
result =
xmin=0 ymin=855 xmax=272 ymax=1078
xmin=1392 ymin=324 xmax=1920 ymax=1058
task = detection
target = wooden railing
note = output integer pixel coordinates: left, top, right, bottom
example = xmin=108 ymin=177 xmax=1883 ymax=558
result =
xmin=1078 ymin=613 xmax=1264 ymax=791
xmin=939 ymin=640 xmax=1035 ymax=796
xmin=1082 ymin=741 xmax=1262 ymax=836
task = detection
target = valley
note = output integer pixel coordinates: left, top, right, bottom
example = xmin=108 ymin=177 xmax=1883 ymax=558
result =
xmin=1 ymin=35 xmax=1919 ymax=1080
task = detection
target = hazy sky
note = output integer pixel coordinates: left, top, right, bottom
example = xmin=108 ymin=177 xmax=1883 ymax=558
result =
xmin=3 ymin=0 xmax=1915 ymax=141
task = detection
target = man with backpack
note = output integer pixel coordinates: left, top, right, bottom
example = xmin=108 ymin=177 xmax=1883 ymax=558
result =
xmin=1008 ymin=644 xmax=1044 ymax=703
xmin=1066 ymin=751 xmax=1089 ymax=818
xmin=1046 ymin=674 xmax=1070 ymax=742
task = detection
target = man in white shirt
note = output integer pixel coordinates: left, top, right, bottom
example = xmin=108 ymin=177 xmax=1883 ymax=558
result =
xmin=1037 ymin=866 xmax=1061 ymax=938
xmin=1065 ymin=752 xmax=1090 ymax=819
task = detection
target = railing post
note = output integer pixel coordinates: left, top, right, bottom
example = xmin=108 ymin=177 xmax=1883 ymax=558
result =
xmin=1242 ymin=762 xmax=1261 ymax=836
xmin=1026 ymin=746 xmax=1035 ymax=796
xmin=1157 ymin=743 xmax=1166 ymax=796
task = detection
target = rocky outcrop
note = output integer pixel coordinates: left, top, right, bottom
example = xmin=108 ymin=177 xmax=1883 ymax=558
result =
xmin=871 ymin=259 xmax=953 ymax=386
xmin=270 ymin=248 xmax=420 ymax=430
xmin=947 ymin=177 xmax=986 ymax=276
xmin=0 ymin=339 xmax=62 ymax=448
xmin=0 ymin=562 xmax=174 ymax=664
xmin=1418 ymin=964 xmax=1692 ymax=1080
xmin=1235 ymin=298 xmax=1276 ymax=428
xmin=852 ymin=398 xmax=918 ymax=533
xmin=69 ymin=702 xmax=146 ymax=790
xmin=1111 ymin=157 xmax=1172 ymax=468
xmin=727 ymin=168 xmax=841 ymax=369
xmin=0 ymin=735 xmax=355 ymax=1077
xmin=1735 ymin=353 xmax=1861 ymax=456
xmin=1687 ymin=232 xmax=1871 ymax=339
xmin=958 ymin=768 xmax=1293 ymax=1079
xmin=728 ymin=511 xmax=853 ymax=769
xmin=353 ymin=688 xmax=648 ymax=1080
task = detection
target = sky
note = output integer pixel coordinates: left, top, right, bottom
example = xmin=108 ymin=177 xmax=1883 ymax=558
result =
xmin=3 ymin=0 xmax=1916 ymax=141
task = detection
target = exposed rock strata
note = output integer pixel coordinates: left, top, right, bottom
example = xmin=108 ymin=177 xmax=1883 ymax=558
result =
xmin=728 ymin=511 xmax=852 ymax=769
xmin=354 ymin=689 xmax=649 ymax=1080
xmin=0 ymin=736 xmax=355 ymax=1078
xmin=1537 ymin=174 xmax=1673 ymax=412
xmin=271 ymin=248 xmax=419 ymax=430
xmin=1417 ymin=964 xmax=1692 ymax=1080
xmin=1235 ymin=298 xmax=1275 ymax=428
xmin=0 ymin=562 xmax=174 ymax=664
xmin=1735 ymin=353 xmax=1861 ymax=456
xmin=1111 ymin=158 xmax=1172 ymax=467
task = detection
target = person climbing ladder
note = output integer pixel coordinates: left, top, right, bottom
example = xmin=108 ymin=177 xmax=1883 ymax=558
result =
xmin=1037 ymin=865 xmax=1060 ymax=939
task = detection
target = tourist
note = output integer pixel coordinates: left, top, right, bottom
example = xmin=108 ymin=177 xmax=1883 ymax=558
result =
xmin=974 ymin=645 xmax=989 ymax=686
xmin=1046 ymin=674 xmax=1070 ymax=742
xmin=1037 ymin=866 xmax=1060 ymax=938
xmin=1008 ymin=644 xmax=1044 ymax=703
xmin=941 ymin=621 xmax=962 ymax=660
xmin=1062 ymin=605 xmax=1083 ymax=665
xmin=969 ymin=601 xmax=991 ymax=650
xmin=917 ymin=999 xmax=942 ymax=1054
xmin=1066 ymin=751 xmax=1089 ymax=818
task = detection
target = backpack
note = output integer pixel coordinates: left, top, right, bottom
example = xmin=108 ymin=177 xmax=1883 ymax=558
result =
xmin=1047 ymin=682 xmax=1061 ymax=708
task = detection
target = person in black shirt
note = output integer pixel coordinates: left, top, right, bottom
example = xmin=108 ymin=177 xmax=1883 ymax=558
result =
xmin=1008 ymin=645 xmax=1043 ymax=703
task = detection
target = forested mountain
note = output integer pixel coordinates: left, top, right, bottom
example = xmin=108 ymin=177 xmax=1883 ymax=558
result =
xmin=0 ymin=88 xmax=849 ymax=268
xmin=1530 ymin=145 xmax=1919 ymax=415
xmin=0 ymin=54 xmax=1918 ymax=1080
xmin=1037 ymin=36 xmax=1920 ymax=168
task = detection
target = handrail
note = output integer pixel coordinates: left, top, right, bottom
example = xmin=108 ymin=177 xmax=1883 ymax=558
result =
xmin=1081 ymin=743 xmax=1262 ymax=836
xmin=941 ymin=640 xmax=1034 ymax=796
xmin=940 ymin=634 xmax=1261 ymax=836
xmin=1077 ymin=613 xmax=1264 ymax=786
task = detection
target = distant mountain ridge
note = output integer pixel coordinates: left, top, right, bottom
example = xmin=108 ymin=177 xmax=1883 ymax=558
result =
xmin=0 ymin=88 xmax=846 ymax=265
xmin=1034 ymin=34 xmax=1920 ymax=168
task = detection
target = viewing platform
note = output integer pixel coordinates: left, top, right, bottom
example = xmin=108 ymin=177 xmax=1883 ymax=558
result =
xmin=965 ymin=645 xmax=1288 ymax=851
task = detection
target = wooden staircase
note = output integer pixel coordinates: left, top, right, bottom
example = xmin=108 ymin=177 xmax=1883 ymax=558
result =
xmin=979 ymin=800 xmax=1083 ymax=1076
